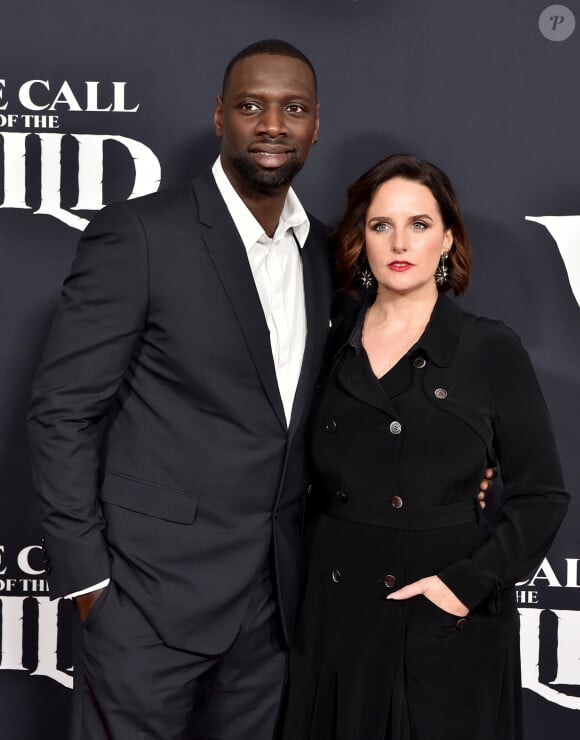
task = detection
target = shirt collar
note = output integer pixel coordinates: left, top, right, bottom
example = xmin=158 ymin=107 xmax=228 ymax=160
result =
xmin=347 ymin=293 xmax=463 ymax=368
xmin=211 ymin=157 xmax=310 ymax=252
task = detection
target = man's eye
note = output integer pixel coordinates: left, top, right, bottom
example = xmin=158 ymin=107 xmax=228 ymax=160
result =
xmin=286 ymin=104 xmax=304 ymax=113
xmin=240 ymin=103 xmax=260 ymax=112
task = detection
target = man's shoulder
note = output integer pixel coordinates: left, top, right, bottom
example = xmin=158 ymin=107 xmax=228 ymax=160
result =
xmin=306 ymin=212 xmax=331 ymax=242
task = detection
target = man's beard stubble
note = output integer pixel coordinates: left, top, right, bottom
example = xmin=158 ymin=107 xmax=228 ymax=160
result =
xmin=231 ymin=152 xmax=304 ymax=190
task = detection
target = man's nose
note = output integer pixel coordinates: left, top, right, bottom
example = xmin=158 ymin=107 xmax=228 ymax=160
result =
xmin=257 ymin=106 xmax=286 ymax=136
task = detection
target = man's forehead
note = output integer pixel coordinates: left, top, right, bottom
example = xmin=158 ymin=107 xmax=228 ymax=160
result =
xmin=224 ymin=54 xmax=317 ymax=97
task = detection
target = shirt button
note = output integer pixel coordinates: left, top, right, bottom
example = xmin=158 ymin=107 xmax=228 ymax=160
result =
xmin=456 ymin=617 xmax=469 ymax=630
xmin=434 ymin=388 xmax=448 ymax=399
xmin=390 ymin=496 xmax=403 ymax=509
xmin=331 ymin=569 xmax=342 ymax=583
xmin=325 ymin=419 xmax=337 ymax=433
xmin=335 ymin=491 xmax=348 ymax=503
xmin=273 ymin=510 xmax=279 ymax=519
xmin=383 ymin=574 xmax=396 ymax=588
xmin=389 ymin=421 xmax=402 ymax=435
xmin=412 ymin=356 xmax=426 ymax=369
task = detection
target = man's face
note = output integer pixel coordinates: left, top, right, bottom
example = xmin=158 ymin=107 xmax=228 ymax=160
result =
xmin=214 ymin=54 xmax=319 ymax=193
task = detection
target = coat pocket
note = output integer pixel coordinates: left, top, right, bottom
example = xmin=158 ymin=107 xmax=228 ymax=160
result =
xmin=100 ymin=470 xmax=198 ymax=524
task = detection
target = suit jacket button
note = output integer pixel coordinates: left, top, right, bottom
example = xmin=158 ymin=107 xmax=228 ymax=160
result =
xmin=434 ymin=388 xmax=448 ymax=399
xmin=325 ymin=419 xmax=337 ymax=433
xmin=389 ymin=421 xmax=402 ymax=435
xmin=412 ymin=355 xmax=426 ymax=369
xmin=331 ymin=569 xmax=342 ymax=583
xmin=384 ymin=574 xmax=396 ymax=588
xmin=390 ymin=496 xmax=403 ymax=509
xmin=456 ymin=617 xmax=469 ymax=630
xmin=335 ymin=491 xmax=348 ymax=503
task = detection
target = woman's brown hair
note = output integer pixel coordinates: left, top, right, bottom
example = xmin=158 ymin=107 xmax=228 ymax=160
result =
xmin=334 ymin=153 xmax=471 ymax=296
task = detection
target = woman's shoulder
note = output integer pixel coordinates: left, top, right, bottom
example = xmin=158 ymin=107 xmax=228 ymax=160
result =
xmin=456 ymin=305 xmax=532 ymax=374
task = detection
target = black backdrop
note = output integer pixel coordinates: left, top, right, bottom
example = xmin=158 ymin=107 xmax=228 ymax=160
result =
xmin=1 ymin=1 xmax=579 ymax=737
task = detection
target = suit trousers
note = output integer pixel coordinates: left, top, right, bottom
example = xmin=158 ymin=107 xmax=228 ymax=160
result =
xmin=70 ymin=558 xmax=287 ymax=740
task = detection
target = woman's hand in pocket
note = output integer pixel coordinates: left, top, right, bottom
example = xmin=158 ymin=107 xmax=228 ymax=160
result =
xmin=386 ymin=575 xmax=469 ymax=617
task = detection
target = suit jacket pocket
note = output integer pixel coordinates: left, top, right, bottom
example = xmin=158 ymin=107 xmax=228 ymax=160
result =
xmin=100 ymin=471 xmax=198 ymax=524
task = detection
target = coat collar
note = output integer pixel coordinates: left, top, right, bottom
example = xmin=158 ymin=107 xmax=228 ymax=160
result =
xmin=345 ymin=292 xmax=463 ymax=368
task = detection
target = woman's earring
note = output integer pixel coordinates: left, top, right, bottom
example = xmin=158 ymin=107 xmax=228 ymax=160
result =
xmin=359 ymin=256 xmax=375 ymax=290
xmin=435 ymin=251 xmax=449 ymax=286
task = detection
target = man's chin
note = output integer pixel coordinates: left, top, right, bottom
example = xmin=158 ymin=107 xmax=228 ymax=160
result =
xmin=234 ymin=158 xmax=303 ymax=190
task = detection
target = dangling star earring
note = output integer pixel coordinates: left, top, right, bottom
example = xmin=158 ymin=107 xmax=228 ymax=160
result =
xmin=359 ymin=256 xmax=375 ymax=290
xmin=435 ymin=251 xmax=449 ymax=286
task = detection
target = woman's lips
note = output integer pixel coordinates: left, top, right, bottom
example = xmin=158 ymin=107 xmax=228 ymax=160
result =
xmin=388 ymin=261 xmax=413 ymax=272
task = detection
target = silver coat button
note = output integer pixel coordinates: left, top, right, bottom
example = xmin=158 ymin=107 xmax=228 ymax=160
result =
xmin=412 ymin=356 xmax=426 ymax=369
xmin=389 ymin=420 xmax=402 ymax=435
xmin=434 ymin=388 xmax=448 ymax=399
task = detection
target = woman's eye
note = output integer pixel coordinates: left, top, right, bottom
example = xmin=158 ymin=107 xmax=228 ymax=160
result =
xmin=373 ymin=222 xmax=388 ymax=232
xmin=411 ymin=221 xmax=427 ymax=230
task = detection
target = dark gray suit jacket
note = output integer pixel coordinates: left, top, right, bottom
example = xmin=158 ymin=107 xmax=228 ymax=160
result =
xmin=28 ymin=168 xmax=332 ymax=654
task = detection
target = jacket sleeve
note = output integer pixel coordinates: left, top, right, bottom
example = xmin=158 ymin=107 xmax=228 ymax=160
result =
xmin=438 ymin=324 xmax=569 ymax=610
xmin=28 ymin=202 xmax=149 ymax=598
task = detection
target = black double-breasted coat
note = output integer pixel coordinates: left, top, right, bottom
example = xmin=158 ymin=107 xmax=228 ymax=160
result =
xmin=283 ymin=294 xmax=568 ymax=740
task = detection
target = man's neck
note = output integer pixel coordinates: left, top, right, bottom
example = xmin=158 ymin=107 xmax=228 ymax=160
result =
xmin=222 ymin=165 xmax=290 ymax=238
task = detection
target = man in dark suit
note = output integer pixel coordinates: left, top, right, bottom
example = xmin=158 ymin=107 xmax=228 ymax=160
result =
xmin=28 ymin=39 xmax=332 ymax=740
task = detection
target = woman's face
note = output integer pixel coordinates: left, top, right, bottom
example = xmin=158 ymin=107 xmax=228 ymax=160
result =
xmin=364 ymin=176 xmax=453 ymax=299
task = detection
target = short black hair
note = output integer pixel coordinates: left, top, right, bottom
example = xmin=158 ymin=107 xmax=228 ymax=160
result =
xmin=221 ymin=39 xmax=317 ymax=96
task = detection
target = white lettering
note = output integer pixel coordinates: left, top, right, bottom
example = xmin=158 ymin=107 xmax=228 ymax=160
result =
xmin=1 ymin=132 xmax=161 ymax=229
xmin=0 ymin=132 xmax=31 ymax=209
xmin=18 ymin=80 xmax=50 ymax=111
xmin=0 ymin=79 xmax=7 ymax=110
xmin=527 ymin=558 xmax=562 ymax=587
xmin=30 ymin=597 xmax=73 ymax=689
xmin=112 ymin=81 xmax=139 ymax=112
xmin=0 ymin=596 xmax=27 ymax=670
xmin=48 ymin=81 xmax=82 ymax=112
xmin=17 ymin=546 xmax=45 ymax=576
xmin=565 ymin=558 xmax=580 ymax=587
xmin=519 ymin=608 xmax=580 ymax=710
xmin=549 ymin=610 xmax=580 ymax=686
xmin=526 ymin=215 xmax=580 ymax=306
xmin=85 ymin=81 xmax=112 ymax=112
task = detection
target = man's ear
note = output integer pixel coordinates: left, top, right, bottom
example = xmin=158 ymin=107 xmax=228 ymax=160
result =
xmin=312 ymin=101 xmax=320 ymax=144
xmin=214 ymin=95 xmax=224 ymax=137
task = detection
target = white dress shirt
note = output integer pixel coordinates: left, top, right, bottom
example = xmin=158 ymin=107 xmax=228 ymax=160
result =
xmin=212 ymin=157 xmax=309 ymax=425
xmin=67 ymin=158 xmax=310 ymax=600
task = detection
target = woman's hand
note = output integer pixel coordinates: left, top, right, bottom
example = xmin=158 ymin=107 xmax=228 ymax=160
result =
xmin=477 ymin=466 xmax=496 ymax=510
xmin=386 ymin=575 xmax=469 ymax=617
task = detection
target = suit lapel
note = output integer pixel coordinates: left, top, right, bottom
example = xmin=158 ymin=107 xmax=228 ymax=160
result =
xmin=192 ymin=171 xmax=286 ymax=431
xmin=287 ymin=224 xmax=332 ymax=440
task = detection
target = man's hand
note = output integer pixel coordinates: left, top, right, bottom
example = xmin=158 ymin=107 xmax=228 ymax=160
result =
xmin=74 ymin=587 xmax=107 ymax=623
xmin=477 ymin=466 xmax=496 ymax=510
xmin=386 ymin=575 xmax=469 ymax=617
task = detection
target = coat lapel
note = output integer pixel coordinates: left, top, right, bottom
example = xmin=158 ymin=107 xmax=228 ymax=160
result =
xmin=192 ymin=171 xmax=286 ymax=430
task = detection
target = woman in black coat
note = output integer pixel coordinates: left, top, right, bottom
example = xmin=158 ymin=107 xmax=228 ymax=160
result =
xmin=282 ymin=154 xmax=569 ymax=739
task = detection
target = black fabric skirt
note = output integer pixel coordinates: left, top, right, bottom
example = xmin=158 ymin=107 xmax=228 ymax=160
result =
xmin=280 ymin=508 xmax=522 ymax=740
